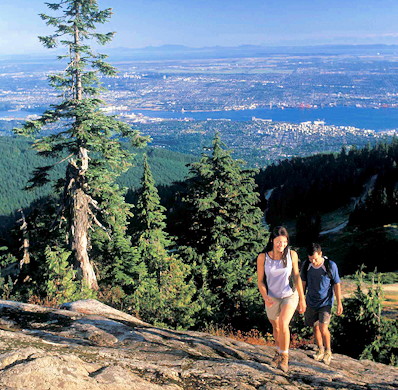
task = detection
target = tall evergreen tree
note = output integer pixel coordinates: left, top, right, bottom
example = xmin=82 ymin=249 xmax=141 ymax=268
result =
xmin=132 ymin=155 xmax=171 ymax=254
xmin=131 ymin=155 xmax=198 ymax=328
xmin=14 ymin=1 xmax=147 ymax=290
xmin=180 ymin=133 xmax=268 ymax=326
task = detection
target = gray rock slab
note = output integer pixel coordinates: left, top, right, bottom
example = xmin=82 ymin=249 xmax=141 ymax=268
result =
xmin=0 ymin=299 xmax=396 ymax=390
xmin=60 ymin=299 xmax=149 ymax=327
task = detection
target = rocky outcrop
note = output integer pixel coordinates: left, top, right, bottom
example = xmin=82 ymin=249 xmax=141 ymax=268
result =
xmin=0 ymin=299 xmax=396 ymax=390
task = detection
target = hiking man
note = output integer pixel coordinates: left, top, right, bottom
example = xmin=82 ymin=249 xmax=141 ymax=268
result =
xmin=301 ymin=243 xmax=343 ymax=365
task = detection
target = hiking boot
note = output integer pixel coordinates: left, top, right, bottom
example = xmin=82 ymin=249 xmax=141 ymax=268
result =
xmin=323 ymin=351 xmax=332 ymax=365
xmin=278 ymin=353 xmax=289 ymax=373
xmin=271 ymin=351 xmax=281 ymax=367
xmin=313 ymin=349 xmax=325 ymax=361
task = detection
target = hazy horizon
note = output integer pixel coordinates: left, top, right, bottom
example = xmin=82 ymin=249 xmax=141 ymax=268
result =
xmin=2 ymin=0 xmax=398 ymax=56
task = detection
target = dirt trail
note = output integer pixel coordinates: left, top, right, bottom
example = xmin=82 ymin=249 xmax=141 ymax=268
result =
xmin=320 ymin=174 xmax=378 ymax=235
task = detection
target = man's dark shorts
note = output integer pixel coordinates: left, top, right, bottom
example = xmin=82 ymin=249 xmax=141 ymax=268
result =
xmin=304 ymin=305 xmax=332 ymax=327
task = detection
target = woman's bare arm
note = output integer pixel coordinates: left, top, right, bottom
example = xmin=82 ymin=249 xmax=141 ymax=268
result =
xmin=257 ymin=253 xmax=274 ymax=307
xmin=291 ymin=250 xmax=306 ymax=313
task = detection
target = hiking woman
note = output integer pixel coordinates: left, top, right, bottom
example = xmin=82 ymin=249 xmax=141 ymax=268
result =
xmin=257 ymin=226 xmax=306 ymax=372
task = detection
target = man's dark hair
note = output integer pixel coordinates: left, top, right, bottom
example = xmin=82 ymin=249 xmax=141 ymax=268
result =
xmin=306 ymin=242 xmax=322 ymax=256
xmin=302 ymin=243 xmax=334 ymax=281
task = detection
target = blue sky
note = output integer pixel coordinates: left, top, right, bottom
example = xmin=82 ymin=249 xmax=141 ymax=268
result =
xmin=1 ymin=0 xmax=398 ymax=55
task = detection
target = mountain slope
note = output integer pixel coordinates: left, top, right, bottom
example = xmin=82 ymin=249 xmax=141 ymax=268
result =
xmin=0 ymin=136 xmax=195 ymax=231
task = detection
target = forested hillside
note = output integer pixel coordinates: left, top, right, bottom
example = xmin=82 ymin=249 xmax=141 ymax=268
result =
xmin=256 ymin=139 xmax=398 ymax=274
xmin=257 ymin=140 xmax=397 ymax=222
xmin=0 ymin=136 xmax=195 ymax=231
xmin=2 ymin=136 xmax=397 ymax=276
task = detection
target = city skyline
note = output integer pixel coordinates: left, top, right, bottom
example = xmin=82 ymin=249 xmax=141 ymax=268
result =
xmin=1 ymin=0 xmax=398 ymax=55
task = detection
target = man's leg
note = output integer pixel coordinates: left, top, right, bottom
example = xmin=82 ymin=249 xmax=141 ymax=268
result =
xmin=313 ymin=321 xmax=325 ymax=361
xmin=314 ymin=322 xmax=323 ymax=349
xmin=318 ymin=307 xmax=332 ymax=365
xmin=319 ymin=322 xmax=331 ymax=351
xmin=305 ymin=307 xmax=324 ymax=361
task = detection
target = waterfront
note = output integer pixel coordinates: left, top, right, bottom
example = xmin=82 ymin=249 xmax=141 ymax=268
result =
xmin=2 ymin=106 xmax=398 ymax=132
xmin=127 ymin=107 xmax=398 ymax=131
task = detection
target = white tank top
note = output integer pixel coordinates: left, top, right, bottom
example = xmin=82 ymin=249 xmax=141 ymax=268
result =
xmin=264 ymin=250 xmax=294 ymax=298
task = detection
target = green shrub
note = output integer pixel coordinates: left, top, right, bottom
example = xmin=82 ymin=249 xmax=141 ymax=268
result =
xmin=331 ymin=267 xmax=398 ymax=365
xmin=45 ymin=246 xmax=96 ymax=304
xmin=0 ymin=246 xmax=19 ymax=300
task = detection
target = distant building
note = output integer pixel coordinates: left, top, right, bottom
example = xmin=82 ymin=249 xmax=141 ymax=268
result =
xmin=252 ymin=117 xmax=272 ymax=122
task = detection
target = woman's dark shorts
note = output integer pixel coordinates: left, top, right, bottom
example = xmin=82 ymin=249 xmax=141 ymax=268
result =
xmin=304 ymin=305 xmax=332 ymax=326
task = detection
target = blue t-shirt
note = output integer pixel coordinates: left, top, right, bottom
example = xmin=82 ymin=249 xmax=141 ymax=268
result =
xmin=301 ymin=258 xmax=341 ymax=309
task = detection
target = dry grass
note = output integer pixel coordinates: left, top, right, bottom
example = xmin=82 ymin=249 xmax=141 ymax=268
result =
xmin=208 ymin=326 xmax=274 ymax=346
xmin=382 ymin=285 xmax=398 ymax=318
xmin=27 ymin=295 xmax=59 ymax=308
xmin=207 ymin=325 xmax=314 ymax=348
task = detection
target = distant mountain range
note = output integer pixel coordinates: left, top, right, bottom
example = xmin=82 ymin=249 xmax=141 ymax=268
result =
xmin=106 ymin=44 xmax=398 ymax=60
xmin=3 ymin=44 xmax=398 ymax=62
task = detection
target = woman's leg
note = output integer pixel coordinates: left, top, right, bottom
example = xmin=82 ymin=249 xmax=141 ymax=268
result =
xmin=276 ymin=302 xmax=297 ymax=372
xmin=277 ymin=303 xmax=297 ymax=352
xmin=269 ymin=319 xmax=280 ymax=348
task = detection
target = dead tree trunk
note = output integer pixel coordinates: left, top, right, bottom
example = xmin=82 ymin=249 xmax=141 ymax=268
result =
xmin=66 ymin=147 xmax=99 ymax=291
xmin=17 ymin=209 xmax=30 ymax=268
xmin=72 ymin=187 xmax=98 ymax=290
